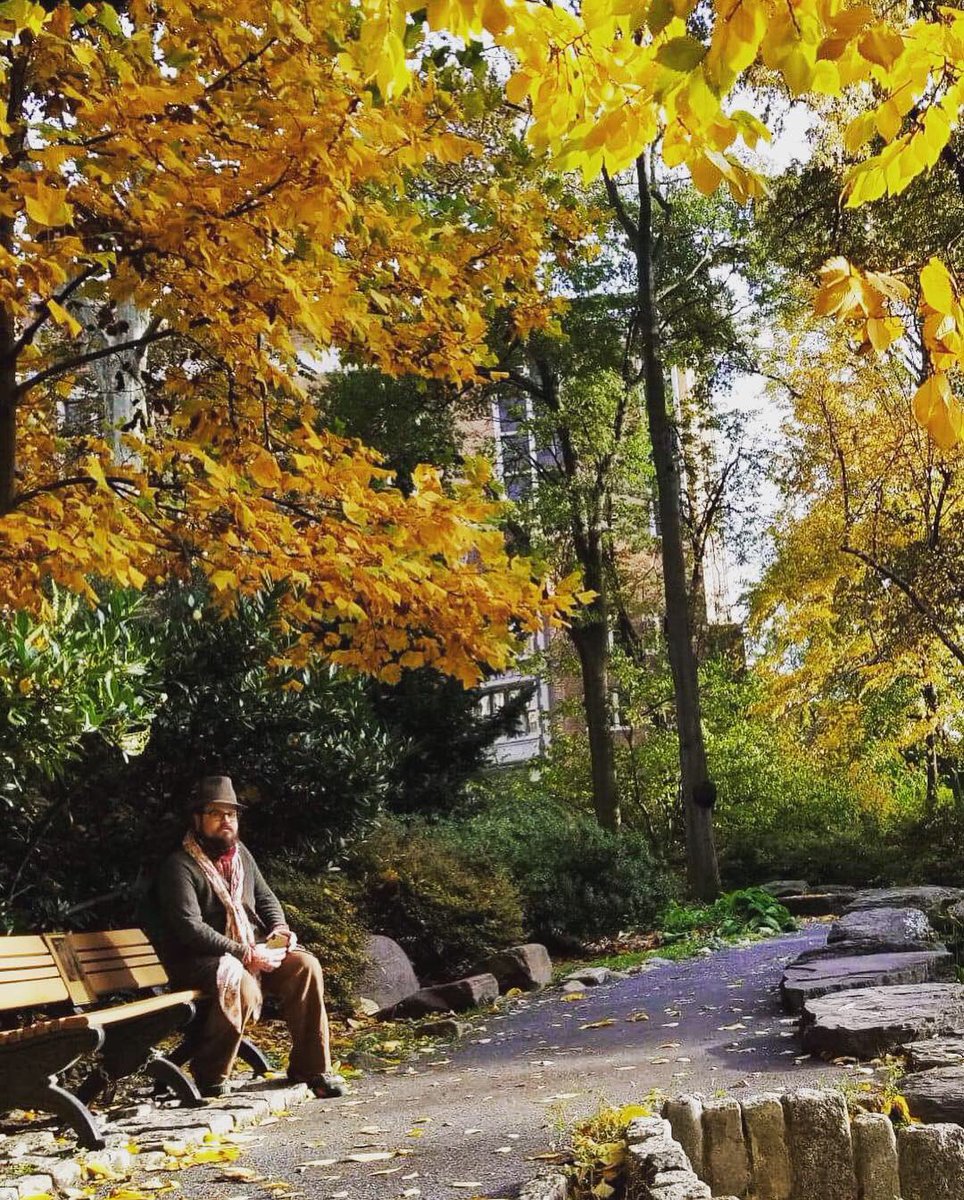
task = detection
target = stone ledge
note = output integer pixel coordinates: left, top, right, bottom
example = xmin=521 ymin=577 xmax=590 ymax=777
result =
xmin=0 ymin=1080 xmax=312 ymax=1196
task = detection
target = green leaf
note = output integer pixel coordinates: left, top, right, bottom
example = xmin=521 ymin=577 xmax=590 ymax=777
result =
xmin=656 ymin=36 xmax=707 ymax=71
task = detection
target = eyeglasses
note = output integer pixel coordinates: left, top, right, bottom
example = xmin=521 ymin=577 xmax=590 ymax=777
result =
xmin=200 ymin=807 xmax=239 ymax=821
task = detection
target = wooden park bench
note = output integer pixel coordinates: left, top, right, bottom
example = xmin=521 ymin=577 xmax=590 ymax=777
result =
xmin=56 ymin=928 xmax=270 ymax=1102
xmin=0 ymin=932 xmax=199 ymax=1149
xmin=1 ymin=928 xmax=273 ymax=1148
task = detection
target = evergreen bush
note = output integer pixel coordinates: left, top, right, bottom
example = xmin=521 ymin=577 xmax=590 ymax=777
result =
xmin=345 ymin=818 xmax=524 ymax=982
xmin=446 ymin=783 xmax=674 ymax=948
xmin=267 ymin=866 xmax=368 ymax=1013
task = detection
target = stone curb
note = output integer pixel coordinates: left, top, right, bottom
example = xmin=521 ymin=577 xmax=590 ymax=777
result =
xmin=0 ymin=1081 xmax=311 ymax=1198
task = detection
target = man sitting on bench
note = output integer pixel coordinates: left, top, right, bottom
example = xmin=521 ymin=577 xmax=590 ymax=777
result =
xmin=151 ymin=775 xmax=347 ymax=1100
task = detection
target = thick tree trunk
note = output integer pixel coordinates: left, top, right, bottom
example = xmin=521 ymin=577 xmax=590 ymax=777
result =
xmin=632 ymin=158 xmax=720 ymax=900
xmin=569 ymin=612 xmax=620 ymax=832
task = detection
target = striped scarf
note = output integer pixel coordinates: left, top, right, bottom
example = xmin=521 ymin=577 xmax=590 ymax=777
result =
xmin=183 ymin=831 xmax=261 ymax=1033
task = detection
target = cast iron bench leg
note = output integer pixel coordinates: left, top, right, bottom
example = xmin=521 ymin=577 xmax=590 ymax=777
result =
xmin=145 ymin=1054 xmax=203 ymax=1106
xmin=238 ymin=1037 xmax=271 ymax=1077
xmin=42 ymin=1078 xmax=106 ymax=1150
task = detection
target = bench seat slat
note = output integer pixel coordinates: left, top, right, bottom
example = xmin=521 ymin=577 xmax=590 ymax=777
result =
xmin=0 ymin=1013 xmax=91 ymax=1048
xmin=86 ymin=989 xmax=200 ymax=1026
xmin=85 ymin=966 xmax=170 ymax=992
xmin=0 ymin=936 xmax=50 ymax=958
xmin=0 ymin=956 xmax=63 ymax=975
xmin=76 ymin=951 xmax=160 ymax=970
xmin=70 ymin=930 xmax=153 ymax=951
xmin=0 ymin=976 xmax=70 ymax=1007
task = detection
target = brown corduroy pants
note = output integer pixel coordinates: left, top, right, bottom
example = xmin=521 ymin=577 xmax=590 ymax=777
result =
xmin=170 ymin=949 xmax=333 ymax=1088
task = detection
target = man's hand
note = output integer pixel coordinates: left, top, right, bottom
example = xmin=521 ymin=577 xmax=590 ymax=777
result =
xmin=250 ymin=944 xmax=286 ymax=973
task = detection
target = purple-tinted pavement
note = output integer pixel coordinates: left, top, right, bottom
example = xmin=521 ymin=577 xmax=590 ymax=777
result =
xmin=180 ymin=925 xmax=849 ymax=1199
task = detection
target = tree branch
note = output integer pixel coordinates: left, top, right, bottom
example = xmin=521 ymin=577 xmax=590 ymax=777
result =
xmin=602 ymin=166 xmax=639 ymax=245
xmin=5 ymin=266 xmax=101 ymax=364
xmin=841 ymin=542 xmax=964 ymax=668
xmin=16 ymin=329 xmax=175 ymax=396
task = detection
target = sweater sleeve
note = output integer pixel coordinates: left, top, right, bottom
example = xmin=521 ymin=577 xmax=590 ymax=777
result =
xmin=155 ymin=853 xmax=248 ymax=962
xmin=245 ymin=848 xmax=287 ymax=933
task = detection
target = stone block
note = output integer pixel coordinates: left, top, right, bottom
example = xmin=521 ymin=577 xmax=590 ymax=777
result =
xmin=852 ymin=1111 xmax=899 ymax=1200
xmin=898 ymin=1122 xmax=964 ymax=1200
xmin=0 ymin=1189 xmax=17 ymax=1200
xmin=626 ymin=1116 xmax=674 ymax=1146
xmin=663 ymin=1096 xmax=703 ymax=1178
xmin=380 ymin=972 xmax=499 ymax=1018
xmin=741 ymin=1092 xmax=790 ymax=1200
xmin=481 ymin=944 xmax=552 ymax=991
xmin=701 ymin=1097 xmax=749 ymax=1198
xmin=781 ymin=1089 xmax=857 ymax=1200
xmin=518 ymin=1171 xmax=568 ymax=1200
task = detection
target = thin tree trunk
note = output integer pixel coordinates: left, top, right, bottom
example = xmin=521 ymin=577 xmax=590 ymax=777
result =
xmin=569 ymin=612 xmax=620 ymax=831
xmin=631 ymin=157 xmax=720 ymax=899
xmin=0 ymin=308 xmax=16 ymax=514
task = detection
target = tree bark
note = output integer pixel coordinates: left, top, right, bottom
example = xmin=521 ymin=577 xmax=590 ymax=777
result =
xmin=570 ymin=615 xmax=621 ymax=831
xmin=534 ymin=355 xmax=622 ymax=831
xmin=624 ymin=156 xmax=721 ymax=899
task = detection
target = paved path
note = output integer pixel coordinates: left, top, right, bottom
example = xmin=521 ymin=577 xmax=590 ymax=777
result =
xmin=180 ymin=927 xmax=848 ymax=1200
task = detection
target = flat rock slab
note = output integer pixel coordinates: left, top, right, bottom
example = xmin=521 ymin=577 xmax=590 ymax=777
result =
xmin=901 ymin=1066 xmax=964 ymax=1124
xmin=844 ymin=887 xmax=964 ymax=923
xmin=781 ymin=950 xmax=952 ymax=1012
xmin=783 ymin=892 xmax=856 ymax=917
xmin=792 ymin=939 xmax=948 ymax=964
xmin=761 ymin=880 xmax=810 ymax=897
xmin=801 ymin=982 xmax=964 ymax=1058
xmin=906 ymin=1037 xmax=964 ymax=1070
xmin=827 ymin=906 xmax=936 ymax=948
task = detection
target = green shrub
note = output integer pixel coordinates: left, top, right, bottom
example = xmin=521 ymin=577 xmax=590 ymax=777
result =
xmin=345 ymin=818 xmax=525 ymax=982
xmin=445 ymin=783 xmax=675 ymax=949
xmin=267 ymin=866 xmax=368 ymax=1014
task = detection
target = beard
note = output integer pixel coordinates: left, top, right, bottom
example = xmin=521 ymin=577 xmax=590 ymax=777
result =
xmin=196 ymin=828 xmax=238 ymax=858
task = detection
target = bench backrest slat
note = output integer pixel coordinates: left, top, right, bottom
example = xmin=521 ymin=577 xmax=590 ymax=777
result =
xmin=0 ymin=936 xmax=71 ymax=1010
xmin=65 ymin=928 xmax=170 ymax=998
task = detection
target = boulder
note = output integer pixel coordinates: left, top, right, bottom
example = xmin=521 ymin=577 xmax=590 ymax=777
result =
xmin=782 ymin=892 xmax=856 ymax=917
xmin=781 ymin=949 xmax=952 ymax=1012
xmin=906 ymin=1037 xmax=964 ymax=1071
xmin=480 ymin=944 xmax=552 ymax=992
xmin=827 ymin=906 xmax=936 ymax=948
xmin=901 ymin=1066 xmax=964 ymax=1124
xmin=356 ymin=935 xmax=420 ymax=1012
xmin=760 ymin=880 xmax=810 ymax=897
xmin=378 ymin=973 xmax=499 ymax=1019
xmin=801 ymin=982 xmax=964 ymax=1058
xmin=844 ymin=887 xmax=964 ymax=924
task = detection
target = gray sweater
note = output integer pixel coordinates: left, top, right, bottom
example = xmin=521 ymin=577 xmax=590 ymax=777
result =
xmin=152 ymin=843 xmax=286 ymax=966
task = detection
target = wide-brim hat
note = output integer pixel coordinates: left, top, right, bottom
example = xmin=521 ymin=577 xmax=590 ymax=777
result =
xmin=188 ymin=775 xmax=245 ymax=813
